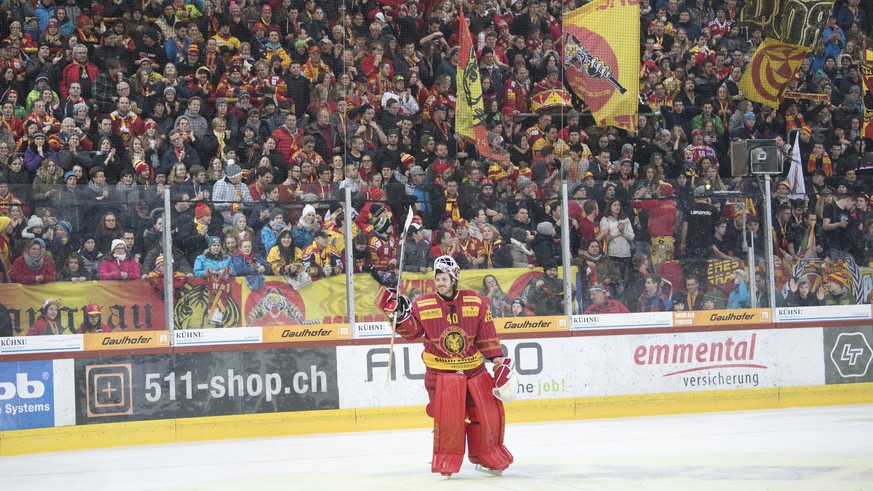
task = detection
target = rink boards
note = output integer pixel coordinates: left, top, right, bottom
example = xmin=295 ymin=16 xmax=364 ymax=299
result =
xmin=1 ymin=321 xmax=872 ymax=455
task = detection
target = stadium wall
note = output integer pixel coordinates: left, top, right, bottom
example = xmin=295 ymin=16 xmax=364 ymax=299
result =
xmin=1 ymin=315 xmax=872 ymax=456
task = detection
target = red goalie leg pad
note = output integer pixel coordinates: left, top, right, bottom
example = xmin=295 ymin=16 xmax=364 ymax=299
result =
xmin=432 ymin=372 xmax=467 ymax=476
xmin=465 ymin=371 xmax=513 ymax=471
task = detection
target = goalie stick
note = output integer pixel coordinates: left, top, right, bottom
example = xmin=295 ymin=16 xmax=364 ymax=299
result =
xmin=386 ymin=206 xmax=415 ymax=384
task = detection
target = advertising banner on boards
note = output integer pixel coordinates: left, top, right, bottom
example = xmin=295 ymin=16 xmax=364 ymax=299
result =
xmin=0 ymin=359 xmax=75 ymax=430
xmin=822 ymin=326 xmax=873 ymax=384
xmin=73 ymin=349 xmax=339 ymax=425
xmin=336 ymin=339 xmax=584 ymax=409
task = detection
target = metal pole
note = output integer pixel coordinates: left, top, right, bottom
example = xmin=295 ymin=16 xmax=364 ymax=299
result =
xmin=344 ymin=187 xmax=356 ymax=337
xmin=763 ymin=175 xmax=777 ymax=308
xmin=560 ymin=181 xmax=573 ymax=318
xmin=163 ymin=187 xmax=174 ymax=336
xmin=743 ymin=201 xmax=756 ymax=308
xmin=749 ymin=227 xmax=756 ymax=307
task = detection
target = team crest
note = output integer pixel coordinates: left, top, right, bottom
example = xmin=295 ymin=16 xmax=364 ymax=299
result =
xmin=440 ymin=327 xmax=468 ymax=355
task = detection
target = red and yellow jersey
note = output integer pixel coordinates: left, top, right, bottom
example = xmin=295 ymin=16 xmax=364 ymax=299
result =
xmin=301 ymin=243 xmax=341 ymax=279
xmin=291 ymin=148 xmax=325 ymax=167
xmin=215 ymin=80 xmax=255 ymax=101
xmin=368 ymin=234 xmax=397 ymax=270
xmin=211 ymin=33 xmax=241 ymax=54
xmin=25 ymin=112 xmax=60 ymax=134
xmin=251 ymin=75 xmax=291 ymax=107
xmin=110 ymin=111 xmax=145 ymax=145
xmin=458 ymin=236 xmax=485 ymax=263
xmin=397 ymin=289 xmax=502 ymax=372
xmin=524 ymin=124 xmax=545 ymax=147
xmin=5 ymin=34 xmax=36 ymax=55
xmin=502 ymin=78 xmax=530 ymax=113
xmin=1 ymin=55 xmax=25 ymax=75
xmin=421 ymin=90 xmax=456 ymax=122
xmin=1 ymin=115 xmax=24 ymax=138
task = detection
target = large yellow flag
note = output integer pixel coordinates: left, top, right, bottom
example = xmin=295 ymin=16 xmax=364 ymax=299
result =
xmin=861 ymin=42 xmax=873 ymax=138
xmin=456 ymin=9 xmax=507 ymax=163
xmin=739 ymin=38 xmax=809 ymax=108
xmin=562 ymin=0 xmax=639 ymax=131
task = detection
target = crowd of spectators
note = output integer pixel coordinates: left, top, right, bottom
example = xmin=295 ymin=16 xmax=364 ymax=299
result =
xmin=0 ymin=0 xmax=871 ymax=329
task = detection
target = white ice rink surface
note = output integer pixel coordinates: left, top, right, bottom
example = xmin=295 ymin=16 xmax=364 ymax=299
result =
xmin=2 ymin=404 xmax=873 ymax=491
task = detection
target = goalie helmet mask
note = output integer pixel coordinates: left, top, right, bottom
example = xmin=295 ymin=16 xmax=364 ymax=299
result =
xmin=434 ymin=255 xmax=460 ymax=283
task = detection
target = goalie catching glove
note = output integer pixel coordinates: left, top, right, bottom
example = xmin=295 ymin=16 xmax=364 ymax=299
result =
xmin=492 ymin=358 xmax=517 ymax=402
xmin=376 ymin=286 xmax=412 ymax=323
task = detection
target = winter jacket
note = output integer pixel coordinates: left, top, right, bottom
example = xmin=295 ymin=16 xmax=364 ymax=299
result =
xmin=97 ymin=255 xmax=142 ymax=280
xmin=584 ymin=298 xmax=631 ymax=314
xmin=530 ymin=275 xmax=565 ymax=315
xmin=727 ymin=279 xmax=751 ymax=309
xmin=260 ymin=225 xmax=282 ymax=256
xmin=24 ymin=145 xmax=59 ymax=174
xmin=232 ymin=252 xmax=270 ymax=290
xmin=29 ymin=316 xmax=73 ymax=336
xmin=531 ymin=234 xmax=562 ymax=268
xmin=175 ymin=110 xmax=209 ymax=138
xmin=271 ymin=125 xmax=302 ymax=164
xmin=572 ymin=251 xmax=621 ymax=295
xmin=31 ymin=165 xmax=63 ymax=207
xmin=600 ymin=216 xmax=635 ymax=259
xmin=402 ymin=238 xmax=433 ymax=272
xmin=52 ymin=185 xmax=83 ymax=230
xmin=267 ymin=245 xmax=303 ymax=276
xmin=8 ymin=255 xmax=56 ymax=284
xmin=483 ymin=238 xmax=513 ymax=268
xmin=193 ymin=253 xmax=235 ymax=278
xmin=292 ymin=224 xmax=318 ymax=250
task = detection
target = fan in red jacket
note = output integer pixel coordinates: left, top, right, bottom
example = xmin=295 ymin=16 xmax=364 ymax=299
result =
xmin=583 ymin=283 xmax=630 ymax=314
xmin=60 ymin=46 xmax=99 ymax=99
xmin=76 ymin=303 xmax=111 ymax=334
xmin=271 ymin=113 xmax=304 ymax=164
xmin=29 ymin=298 xmax=67 ymax=336
xmin=8 ymin=238 xmax=56 ymax=284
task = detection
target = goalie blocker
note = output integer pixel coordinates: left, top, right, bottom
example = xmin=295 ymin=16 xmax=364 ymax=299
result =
xmin=376 ymin=256 xmax=516 ymax=476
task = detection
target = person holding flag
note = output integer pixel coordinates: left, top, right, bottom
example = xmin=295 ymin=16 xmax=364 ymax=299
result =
xmin=794 ymin=211 xmax=825 ymax=259
xmin=455 ymin=8 xmax=509 ymax=163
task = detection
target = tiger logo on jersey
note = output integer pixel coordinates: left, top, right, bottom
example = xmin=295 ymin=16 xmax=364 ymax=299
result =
xmin=441 ymin=327 xmax=468 ymax=355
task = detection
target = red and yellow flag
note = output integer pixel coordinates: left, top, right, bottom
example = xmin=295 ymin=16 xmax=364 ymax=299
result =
xmin=455 ymin=9 xmax=507 ymax=163
xmin=861 ymin=42 xmax=873 ymax=138
xmin=739 ymin=38 xmax=809 ymax=108
xmin=562 ymin=0 xmax=639 ymax=131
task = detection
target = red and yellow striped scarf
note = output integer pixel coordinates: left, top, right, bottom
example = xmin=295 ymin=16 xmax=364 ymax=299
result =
xmin=445 ymin=193 xmax=461 ymax=224
xmin=807 ymin=152 xmax=833 ymax=176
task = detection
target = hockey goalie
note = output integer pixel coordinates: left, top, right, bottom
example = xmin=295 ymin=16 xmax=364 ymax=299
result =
xmin=379 ymin=255 xmax=516 ymax=476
